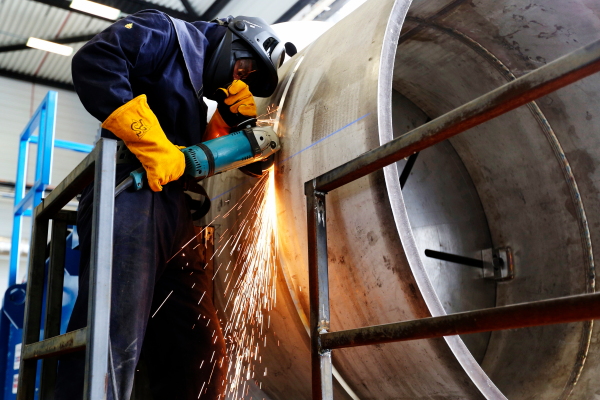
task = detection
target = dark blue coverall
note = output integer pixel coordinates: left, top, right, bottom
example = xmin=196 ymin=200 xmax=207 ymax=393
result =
xmin=55 ymin=11 xmax=228 ymax=400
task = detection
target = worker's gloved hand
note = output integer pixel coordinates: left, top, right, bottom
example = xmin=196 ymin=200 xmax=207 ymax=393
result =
xmin=204 ymin=80 xmax=256 ymax=141
xmin=102 ymin=95 xmax=185 ymax=192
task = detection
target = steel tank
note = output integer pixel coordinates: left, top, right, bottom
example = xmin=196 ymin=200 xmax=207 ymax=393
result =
xmin=201 ymin=0 xmax=600 ymax=398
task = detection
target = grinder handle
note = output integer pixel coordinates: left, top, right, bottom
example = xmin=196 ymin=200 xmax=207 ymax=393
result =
xmin=130 ymin=167 xmax=146 ymax=190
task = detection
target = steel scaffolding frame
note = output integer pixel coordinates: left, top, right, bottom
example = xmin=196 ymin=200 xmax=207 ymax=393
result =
xmin=305 ymin=38 xmax=600 ymax=399
xmin=16 ymin=139 xmax=116 ymax=400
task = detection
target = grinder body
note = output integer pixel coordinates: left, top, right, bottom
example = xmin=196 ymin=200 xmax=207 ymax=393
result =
xmin=182 ymin=125 xmax=280 ymax=180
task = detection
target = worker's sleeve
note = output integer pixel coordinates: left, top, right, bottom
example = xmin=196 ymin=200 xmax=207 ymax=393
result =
xmin=72 ymin=11 xmax=175 ymax=122
xmin=191 ymin=20 xmax=226 ymax=61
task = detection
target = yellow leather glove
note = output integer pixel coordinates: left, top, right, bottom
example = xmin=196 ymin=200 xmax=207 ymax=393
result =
xmin=205 ymin=80 xmax=257 ymax=141
xmin=218 ymin=80 xmax=257 ymax=120
xmin=102 ymin=95 xmax=185 ymax=192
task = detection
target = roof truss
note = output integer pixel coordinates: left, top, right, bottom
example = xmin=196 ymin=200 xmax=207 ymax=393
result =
xmin=0 ymin=67 xmax=75 ymax=91
xmin=31 ymin=0 xmax=195 ymax=21
xmin=4 ymin=0 xmax=303 ymax=90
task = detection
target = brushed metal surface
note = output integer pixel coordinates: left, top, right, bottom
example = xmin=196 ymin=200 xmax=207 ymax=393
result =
xmin=200 ymin=0 xmax=600 ymax=398
xmin=392 ymin=1 xmax=600 ymax=398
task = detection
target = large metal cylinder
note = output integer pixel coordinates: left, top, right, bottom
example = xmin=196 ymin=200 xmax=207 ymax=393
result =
xmin=202 ymin=0 xmax=600 ymax=398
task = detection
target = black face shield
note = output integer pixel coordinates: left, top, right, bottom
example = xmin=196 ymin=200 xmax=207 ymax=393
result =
xmin=204 ymin=16 xmax=296 ymax=100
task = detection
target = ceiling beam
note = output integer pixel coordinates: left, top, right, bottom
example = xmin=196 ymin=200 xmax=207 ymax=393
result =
xmin=313 ymin=0 xmax=351 ymax=21
xmin=275 ymin=0 xmax=318 ymax=23
xmin=106 ymin=0 xmax=193 ymax=19
xmin=30 ymin=0 xmax=196 ymax=22
xmin=179 ymin=0 xmax=199 ymax=17
xmin=30 ymin=0 xmax=115 ymax=21
xmin=199 ymin=0 xmax=233 ymax=21
xmin=0 ymin=68 xmax=75 ymax=91
xmin=0 ymin=34 xmax=97 ymax=53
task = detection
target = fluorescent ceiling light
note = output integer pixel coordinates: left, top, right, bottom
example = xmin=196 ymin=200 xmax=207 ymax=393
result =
xmin=70 ymin=0 xmax=121 ymax=20
xmin=26 ymin=38 xmax=74 ymax=56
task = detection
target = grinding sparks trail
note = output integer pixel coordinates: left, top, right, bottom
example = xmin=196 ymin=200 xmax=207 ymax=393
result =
xmin=225 ymin=168 xmax=277 ymax=398
xmin=207 ymin=167 xmax=279 ymax=399
xmin=256 ymin=105 xmax=278 ymax=127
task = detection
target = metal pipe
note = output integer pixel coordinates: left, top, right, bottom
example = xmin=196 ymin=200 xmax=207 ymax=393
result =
xmin=29 ymin=136 xmax=94 ymax=153
xmin=22 ymin=328 xmax=87 ymax=361
xmin=306 ymin=186 xmax=334 ymax=400
xmin=313 ymin=37 xmax=600 ymax=193
xmin=10 ymin=91 xmax=58 ymax=285
xmin=40 ymin=216 xmax=69 ymax=399
xmin=202 ymin=0 xmax=600 ymax=397
xmin=424 ymin=249 xmax=484 ymax=268
xmin=84 ymin=139 xmax=116 ymax=400
xmin=16 ymin=208 xmax=50 ymax=400
xmin=399 ymin=151 xmax=419 ymax=189
xmin=37 ymin=144 xmax=98 ymax=220
xmin=320 ymin=291 xmax=600 ymax=350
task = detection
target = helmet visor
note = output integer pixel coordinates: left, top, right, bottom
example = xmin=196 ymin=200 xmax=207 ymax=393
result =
xmin=233 ymin=58 xmax=257 ymax=81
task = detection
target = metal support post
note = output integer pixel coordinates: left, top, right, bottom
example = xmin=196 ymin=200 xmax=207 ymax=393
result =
xmin=10 ymin=91 xmax=57 ymax=286
xmin=34 ymin=92 xmax=57 ymax=208
xmin=9 ymin=90 xmax=93 ymax=288
xmin=306 ymin=182 xmax=333 ymax=400
xmin=84 ymin=139 xmax=116 ymax=400
xmin=399 ymin=152 xmax=419 ymax=189
xmin=16 ymin=210 xmax=49 ymax=400
xmin=40 ymin=211 xmax=76 ymax=399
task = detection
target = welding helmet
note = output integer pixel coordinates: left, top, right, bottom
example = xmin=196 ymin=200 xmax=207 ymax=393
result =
xmin=204 ymin=16 xmax=296 ymax=99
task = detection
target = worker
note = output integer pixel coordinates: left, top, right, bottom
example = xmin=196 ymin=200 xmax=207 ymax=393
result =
xmin=54 ymin=10 xmax=294 ymax=400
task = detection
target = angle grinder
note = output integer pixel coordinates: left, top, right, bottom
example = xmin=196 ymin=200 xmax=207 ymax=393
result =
xmin=114 ymin=124 xmax=280 ymax=197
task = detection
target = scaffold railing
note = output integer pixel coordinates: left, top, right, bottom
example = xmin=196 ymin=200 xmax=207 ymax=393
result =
xmin=16 ymin=139 xmax=116 ymax=400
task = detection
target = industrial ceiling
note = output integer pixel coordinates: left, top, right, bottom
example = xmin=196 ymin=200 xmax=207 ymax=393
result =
xmin=0 ymin=0 xmax=326 ymax=90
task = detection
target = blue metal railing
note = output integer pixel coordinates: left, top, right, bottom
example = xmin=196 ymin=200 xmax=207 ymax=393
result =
xmin=9 ymin=91 xmax=94 ymax=286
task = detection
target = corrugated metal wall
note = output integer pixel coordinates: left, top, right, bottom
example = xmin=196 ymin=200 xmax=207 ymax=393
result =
xmin=0 ymin=76 xmax=98 ymax=292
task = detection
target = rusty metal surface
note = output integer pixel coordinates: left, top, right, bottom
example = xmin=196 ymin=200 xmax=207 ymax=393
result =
xmin=306 ymin=188 xmax=334 ymax=400
xmin=21 ymin=328 xmax=87 ymax=360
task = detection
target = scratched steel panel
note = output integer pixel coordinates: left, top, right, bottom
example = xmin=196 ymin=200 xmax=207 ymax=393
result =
xmin=392 ymin=1 xmax=600 ymax=399
xmin=202 ymin=0 xmax=600 ymax=398
xmin=203 ymin=0 xmax=496 ymax=398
